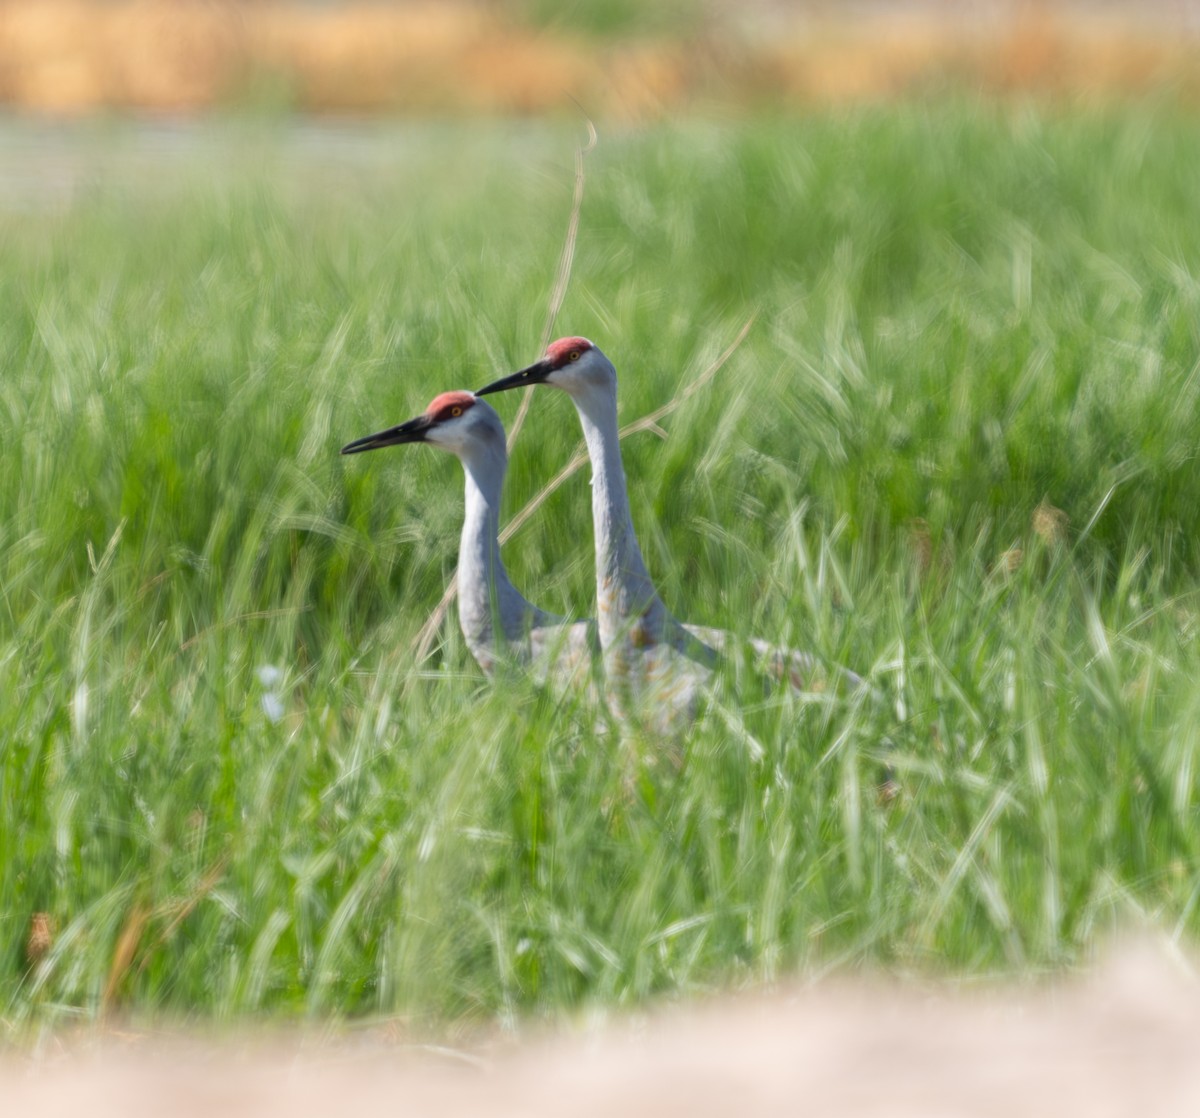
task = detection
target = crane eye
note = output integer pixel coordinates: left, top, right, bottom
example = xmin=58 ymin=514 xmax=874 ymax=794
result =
xmin=568 ymin=350 xmax=581 ymax=362
xmin=450 ymin=406 xmax=462 ymax=417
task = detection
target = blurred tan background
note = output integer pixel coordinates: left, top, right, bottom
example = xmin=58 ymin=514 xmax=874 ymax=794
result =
xmin=0 ymin=1 xmax=1197 ymax=116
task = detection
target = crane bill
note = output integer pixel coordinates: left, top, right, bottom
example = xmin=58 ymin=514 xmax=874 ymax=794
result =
xmin=475 ymin=359 xmax=552 ymax=397
xmin=340 ymin=415 xmax=431 ymax=454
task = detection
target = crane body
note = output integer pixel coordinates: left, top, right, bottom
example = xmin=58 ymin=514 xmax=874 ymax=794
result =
xmin=477 ymin=338 xmax=858 ymax=733
xmin=341 ymin=392 xmax=595 ymax=691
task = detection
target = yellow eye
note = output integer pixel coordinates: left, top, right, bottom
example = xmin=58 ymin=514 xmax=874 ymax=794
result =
xmin=568 ymin=350 xmax=581 ymax=362
xmin=450 ymin=406 xmax=462 ymax=417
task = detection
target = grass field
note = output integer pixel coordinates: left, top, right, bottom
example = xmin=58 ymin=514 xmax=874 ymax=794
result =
xmin=3 ymin=101 xmax=1200 ymax=1031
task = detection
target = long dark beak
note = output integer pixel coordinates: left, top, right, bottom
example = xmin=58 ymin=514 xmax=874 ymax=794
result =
xmin=340 ymin=414 xmax=432 ymax=455
xmin=475 ymin=358 xmax=553 ymax=397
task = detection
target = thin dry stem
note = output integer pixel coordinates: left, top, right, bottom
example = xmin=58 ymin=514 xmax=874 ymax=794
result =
xmin=411 ymin=117 xmax=596 ymax=664
xmin=137 ymin=856 xmax=231 ymax=976
xmin=412 ymin=574 xmax=461 ymax=663
xmin=102 ymin=900 xmax=150 ymax=1013
xmin=506 ymin=118 xmax=598 ymax=454
xmin=615 ymin=314 xmax=758 ymax=437
xmin=498 ymin=313 xmax=758 ymax=548
xmin=181 ymin=606 xmax=312 ymax=651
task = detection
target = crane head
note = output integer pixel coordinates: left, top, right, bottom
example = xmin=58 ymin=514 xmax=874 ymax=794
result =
xmin=341 ymin=391 xmax=502 ymax=456
xmin=476 ymin=337 xmax=613 ymax=398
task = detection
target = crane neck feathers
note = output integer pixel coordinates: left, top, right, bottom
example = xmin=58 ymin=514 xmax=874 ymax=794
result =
xmin=571 ymin=377 xmax=670 ymax=645
xmin=456 ymin=434 xmax=540 ymax=652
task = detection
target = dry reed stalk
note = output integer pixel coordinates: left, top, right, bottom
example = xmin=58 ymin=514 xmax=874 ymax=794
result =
xmin=506 ymin=117 xmax=599 ymax=454
xmin=181 ymin=606 xmax=312 ymax=651
xmin=410 ymin=117 xmax=596 ymax=664
xmin=102 ymin=900 xmax=151 ymax=1013
xmin=136 ymin=856 xmax=231 ymax=977
xmin=497 ymin=312 xmax=759 ymax=548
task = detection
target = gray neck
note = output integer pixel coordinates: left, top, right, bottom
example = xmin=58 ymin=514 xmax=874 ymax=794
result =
xmin=572 ymin=385 xmax=669 ymax=645
xmin=457 ymin=440 xmax=534 ymax=653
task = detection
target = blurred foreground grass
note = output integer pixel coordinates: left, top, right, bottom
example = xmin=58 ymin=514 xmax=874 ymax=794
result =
xmin=3 ymin=102 xmax=1200 ymax=1030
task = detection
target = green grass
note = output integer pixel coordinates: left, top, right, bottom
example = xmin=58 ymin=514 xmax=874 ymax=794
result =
xmin=515 ymin=0 xmax=707 ymax=38
xmin=3 ymin=101 xmax=1200 ymax=1031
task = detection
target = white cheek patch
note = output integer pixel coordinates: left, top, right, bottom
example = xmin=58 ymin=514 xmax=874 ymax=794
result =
xmin=427 ymin=411 xmax=482 ymax=452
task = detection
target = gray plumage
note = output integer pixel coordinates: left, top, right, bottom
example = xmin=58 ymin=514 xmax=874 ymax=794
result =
xmin=477 ymin=338 xmax=863 ymax=734
xmin=341 ymin=391 xmax=595 ymax=693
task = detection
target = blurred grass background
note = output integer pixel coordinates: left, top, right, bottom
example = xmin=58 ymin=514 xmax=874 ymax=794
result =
xmin=3 ymin=2 xmax=1200 ymax=1033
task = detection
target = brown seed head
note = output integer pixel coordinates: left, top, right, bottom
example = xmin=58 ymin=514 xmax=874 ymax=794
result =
xmin=27 ymin=912 xmax=54 ymax=964
xmin=1032 ymin=499 xmax=1068 ymax=546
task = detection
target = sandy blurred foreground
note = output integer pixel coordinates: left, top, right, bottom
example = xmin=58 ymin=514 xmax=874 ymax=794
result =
xmin=0 ymin=1 xmax=1198 ymax=115
xmin=6 ymin=941 xmax=1200 ymax=1118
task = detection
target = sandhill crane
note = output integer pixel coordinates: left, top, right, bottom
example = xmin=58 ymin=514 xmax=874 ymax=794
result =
xmin=477 ymin=338 xmax=858 ymax=733
xmin=339 ymin=387 xmax=771 ymax=708
xmin=341 ymin=391 xmax=595 ymax=690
